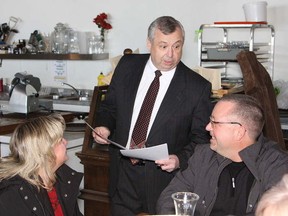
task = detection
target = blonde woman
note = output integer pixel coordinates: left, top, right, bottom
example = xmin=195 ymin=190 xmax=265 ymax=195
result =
xmin=256 ymin=174 xmax=288 ymax=216
xmin=0 ymin=114 xmax=83 ymax=216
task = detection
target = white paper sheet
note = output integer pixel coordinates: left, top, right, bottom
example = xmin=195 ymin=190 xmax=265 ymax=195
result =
xmin=120 ymin=143 xmax=169 ymax=161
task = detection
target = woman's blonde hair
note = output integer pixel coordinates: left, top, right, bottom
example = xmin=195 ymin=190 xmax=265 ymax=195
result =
xmin=256 ymin=174 xmax=288 ymax=216
xmin=0 ymin=113 xmax=65 ymax=190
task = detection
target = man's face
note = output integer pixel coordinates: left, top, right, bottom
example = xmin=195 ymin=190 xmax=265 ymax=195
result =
xmin=206 ymin=101 xmax=243 ymax=159
xmin=147 ymin=27 xmax=184 ymax=71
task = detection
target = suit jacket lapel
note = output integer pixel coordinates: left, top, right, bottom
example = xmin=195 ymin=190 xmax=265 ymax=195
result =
xmin=122 ymin=56 xmax=149 ymax=126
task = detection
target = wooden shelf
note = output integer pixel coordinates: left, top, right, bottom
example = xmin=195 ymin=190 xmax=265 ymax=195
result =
xmin=0 ymin=53 xmax=109 ymax=61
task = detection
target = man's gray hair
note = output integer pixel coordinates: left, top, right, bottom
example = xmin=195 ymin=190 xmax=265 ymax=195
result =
xmin=147 ymin=16 xmax=185 ymax=42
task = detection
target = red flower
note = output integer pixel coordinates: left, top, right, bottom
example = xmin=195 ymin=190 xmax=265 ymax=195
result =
xmin=93 ymin=13 xmax=112 ymax=31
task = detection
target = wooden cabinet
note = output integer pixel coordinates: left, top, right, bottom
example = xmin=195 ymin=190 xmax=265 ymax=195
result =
xmin=76 ymin=146 xmax=110 ymax=216
xmin=76 ymin=85 xmax=110 ymax=216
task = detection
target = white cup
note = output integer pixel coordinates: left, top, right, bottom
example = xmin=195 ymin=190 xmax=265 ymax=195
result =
xmin=243 ymin=1 xmax=268 ymax=22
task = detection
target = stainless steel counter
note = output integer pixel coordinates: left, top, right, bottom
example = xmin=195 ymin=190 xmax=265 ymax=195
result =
xmin=0 ymin=91 xmax=91 ymax=113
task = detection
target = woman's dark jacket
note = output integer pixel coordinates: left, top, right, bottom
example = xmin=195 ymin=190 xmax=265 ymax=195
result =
xmin=0 ymin=164 xmax=83 ymax=216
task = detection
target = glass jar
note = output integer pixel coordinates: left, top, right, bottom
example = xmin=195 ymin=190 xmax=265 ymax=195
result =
xmin=87 ymin=35 xmax=104 ymax=54
xmin=51 ymin=23 xmax=68 ymax=54
xmin=68 ymin=29 xmax=80 ymax=53
xmin=96 ymin=35 xmax=104 ymax=54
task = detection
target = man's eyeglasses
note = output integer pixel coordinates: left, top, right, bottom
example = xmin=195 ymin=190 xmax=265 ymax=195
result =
xmin=209 ymin=117 xmax=242 ymax=127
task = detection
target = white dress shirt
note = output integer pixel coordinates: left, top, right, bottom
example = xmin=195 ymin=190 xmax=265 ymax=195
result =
xmin=126 ymin=57 xmax=176 ymax=148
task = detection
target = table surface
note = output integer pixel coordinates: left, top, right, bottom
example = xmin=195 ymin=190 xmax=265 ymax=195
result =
xmin=0 ymin=111 xmax=75 ymax=135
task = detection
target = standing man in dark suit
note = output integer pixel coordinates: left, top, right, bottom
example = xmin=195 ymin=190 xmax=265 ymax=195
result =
xmin=93 ymin=16 xmax=212 ymax=215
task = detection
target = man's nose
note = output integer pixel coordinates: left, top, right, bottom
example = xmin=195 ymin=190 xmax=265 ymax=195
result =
xmin=166 ymin=47 xmax=173 ymax=57
xmin=206 ymin=122 xmax=212 ymax=131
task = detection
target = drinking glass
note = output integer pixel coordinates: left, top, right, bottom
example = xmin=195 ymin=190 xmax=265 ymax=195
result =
xmin=171 ymin=192 xmax=199 ymax=216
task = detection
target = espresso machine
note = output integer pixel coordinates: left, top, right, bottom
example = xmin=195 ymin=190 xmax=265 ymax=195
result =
xmin=8 ymin=72 xmax=42 ymax=113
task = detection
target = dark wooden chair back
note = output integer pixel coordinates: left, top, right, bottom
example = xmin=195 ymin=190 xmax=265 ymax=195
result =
xmin=81 ymin=85 xmax=109 ymax=153
xmin=237 ymin=51 xmax=285 ymax=150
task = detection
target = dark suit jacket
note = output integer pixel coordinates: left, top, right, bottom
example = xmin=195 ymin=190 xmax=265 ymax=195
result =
xmin=96 ymin=54 xmax=212 ymax=212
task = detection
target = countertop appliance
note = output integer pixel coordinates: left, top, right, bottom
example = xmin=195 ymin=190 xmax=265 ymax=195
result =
xmin=8 ymin=72 xmax=44 ymax=113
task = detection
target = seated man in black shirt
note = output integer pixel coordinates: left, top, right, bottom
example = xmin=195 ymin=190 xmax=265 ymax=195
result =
xmin=157 ymin=94 xmax=288 ymax=216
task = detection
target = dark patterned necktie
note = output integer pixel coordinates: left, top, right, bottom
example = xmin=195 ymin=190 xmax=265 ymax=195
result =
xmin=130 ymin=70 xmax=162 ymax=152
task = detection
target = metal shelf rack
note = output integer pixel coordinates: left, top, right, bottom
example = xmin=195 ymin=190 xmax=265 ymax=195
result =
xmin=198 ymin=23 xmax=275 ymax=79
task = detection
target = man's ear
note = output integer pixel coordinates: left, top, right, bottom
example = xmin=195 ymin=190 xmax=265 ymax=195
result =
xmin=146 ymin=38 xmax=151 ymax=51
xmin=235 ymin=126 xmax=246 ymax=141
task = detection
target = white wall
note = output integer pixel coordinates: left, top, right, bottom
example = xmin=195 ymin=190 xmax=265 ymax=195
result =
xmin=1 ymin=0 xmax=287 ymax=90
